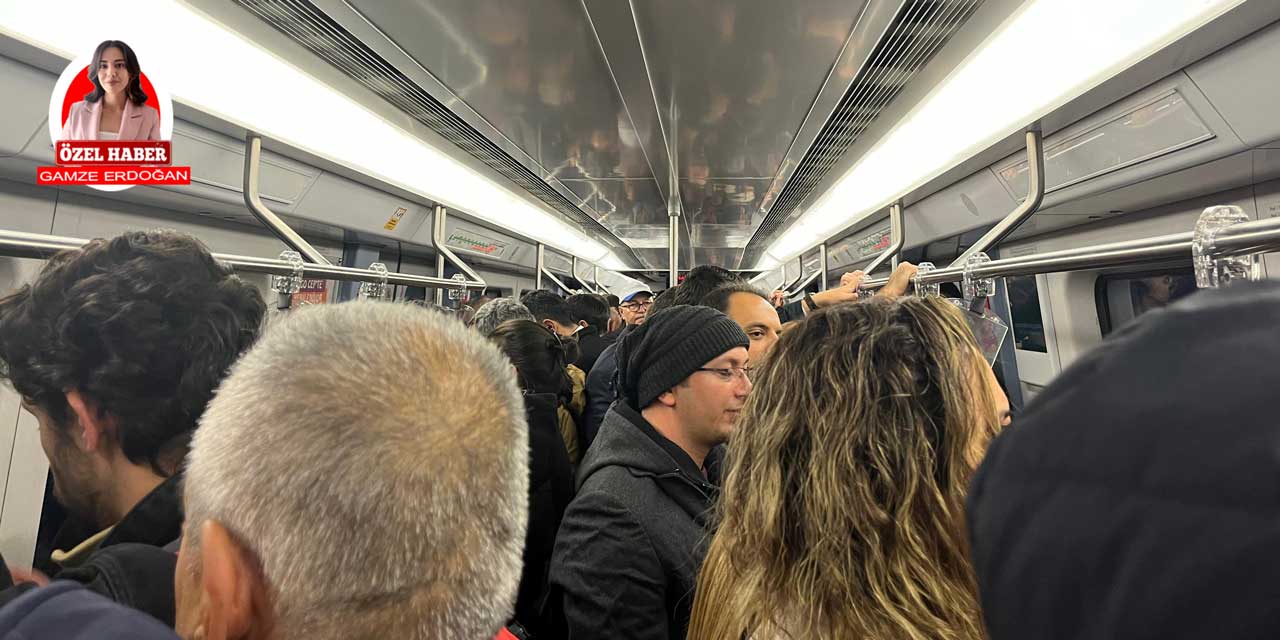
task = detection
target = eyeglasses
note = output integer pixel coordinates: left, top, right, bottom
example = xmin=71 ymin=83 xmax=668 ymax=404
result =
xmin=695 ymin=367 xmax=753 ymax=382
xmin=621 ymin=301 xmax=652 ymax=310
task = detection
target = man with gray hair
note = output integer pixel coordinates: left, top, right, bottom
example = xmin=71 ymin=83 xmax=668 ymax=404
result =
xmin=473 ymin=297 xmax=536 ymax=337
xmin=174 ymin=301 xmax=530 ymax=640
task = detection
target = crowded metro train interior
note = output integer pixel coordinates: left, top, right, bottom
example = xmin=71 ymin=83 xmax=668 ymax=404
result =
xmin=0 ymin=0 xmax=1277 ymax=638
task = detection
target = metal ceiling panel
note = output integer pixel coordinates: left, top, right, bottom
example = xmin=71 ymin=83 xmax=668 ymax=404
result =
xmin=628 ymin=0 xmax=874 ymax=267
xmin=741 ymin=0 xmax=983 ymax=266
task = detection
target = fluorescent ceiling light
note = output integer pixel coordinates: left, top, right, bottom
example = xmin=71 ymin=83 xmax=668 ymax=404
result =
xmin=765 ymin=0 xmax=1246 ymax=265
xmin=0 ymin=0 xmax=622 ymax=268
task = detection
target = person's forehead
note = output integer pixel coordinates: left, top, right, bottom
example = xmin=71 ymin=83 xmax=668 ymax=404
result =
xmin=727 ymin=292 xmax=780 ymax=323
xmin=705 ymin=347 xmax=748 ymax=366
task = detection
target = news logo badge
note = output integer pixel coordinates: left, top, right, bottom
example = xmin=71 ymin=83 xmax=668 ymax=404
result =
xmin=39 ymin=40 xmax=190 ymax=191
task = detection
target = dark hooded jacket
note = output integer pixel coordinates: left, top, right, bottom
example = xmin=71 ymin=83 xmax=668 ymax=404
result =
xmin=580 ymin=325 xmax=635 ymax=452
xmin=514 ymin=393 xmax=575 ymax=636
xmin=0 ymin=474 xmax=182 ymax=625
xmin=968 ymin=281 xmax=1280 ymax=640
xmin=0 ymin=581 xmax=178 ymax=639
xmin=573 ymin=324 xmax=616 ymax=375
xmin=550 ymin=401 xmax=722 ymax=640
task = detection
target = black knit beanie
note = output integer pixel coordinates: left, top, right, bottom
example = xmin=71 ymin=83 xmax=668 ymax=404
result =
xmin=615 ymin=305 xmax=750 ymax=409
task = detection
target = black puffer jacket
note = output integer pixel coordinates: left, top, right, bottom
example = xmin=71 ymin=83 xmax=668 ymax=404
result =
xmin=550 ymin=402 xmax=721 ymax=640
xmin=968 ymin=281 xmax=1280 ymax=640
xmin=514 ymin=393 xmax=575 ymax=637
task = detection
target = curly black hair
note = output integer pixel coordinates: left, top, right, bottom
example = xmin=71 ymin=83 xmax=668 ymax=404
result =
xmin=0 ymin=230 xmax=266 ymax=475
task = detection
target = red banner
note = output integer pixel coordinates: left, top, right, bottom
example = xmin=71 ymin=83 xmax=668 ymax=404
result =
xmin=55 ymin=141 xmax=172 ymax=166
xmin=37 ymin=166 xmax=192 ymax=186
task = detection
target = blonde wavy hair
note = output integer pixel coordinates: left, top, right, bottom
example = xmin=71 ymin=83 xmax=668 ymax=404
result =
xmin=688 ymin=297 xmax=1000 ymax=640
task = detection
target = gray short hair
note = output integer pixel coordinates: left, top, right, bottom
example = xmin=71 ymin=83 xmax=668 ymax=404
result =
xmin=184 ymin=301 xmax=529 ymax=640
xmin=472 ymin=298 xmax=535 ymax=337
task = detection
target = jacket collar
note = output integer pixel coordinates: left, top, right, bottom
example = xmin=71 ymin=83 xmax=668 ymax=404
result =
xmin=50 ymin=473 xmax=184 ymax=570
xmin=86 ymin=98 xmax=146 ymax=140
xmin=580 ymin=402 xmax=721 ymax=501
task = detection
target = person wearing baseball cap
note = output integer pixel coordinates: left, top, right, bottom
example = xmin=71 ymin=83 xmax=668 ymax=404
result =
xmin=618 ymin=289 xmax=653 ymax=326
xmin=550 ymin=305 xmax=750 ymax=639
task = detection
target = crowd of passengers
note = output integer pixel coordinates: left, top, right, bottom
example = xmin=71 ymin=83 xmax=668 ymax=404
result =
xmin=0 ymin=228 xmax=1270 ymax=639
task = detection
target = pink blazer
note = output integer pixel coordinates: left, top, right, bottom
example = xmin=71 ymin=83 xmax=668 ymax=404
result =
xmin=61 ymin=99 xmax=161 ymax=141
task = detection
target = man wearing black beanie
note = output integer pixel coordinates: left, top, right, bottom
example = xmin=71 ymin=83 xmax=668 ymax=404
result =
xmin=550 ymin=305 xmax=751 ymax=640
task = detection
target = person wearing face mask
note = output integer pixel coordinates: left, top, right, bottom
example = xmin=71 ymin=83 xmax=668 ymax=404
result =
xmin=62 ymin=40 xmax=161 ymax=141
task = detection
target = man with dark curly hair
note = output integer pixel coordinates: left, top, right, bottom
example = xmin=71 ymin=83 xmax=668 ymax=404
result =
xmin=0 ymin=229 xmax=266 ymax=624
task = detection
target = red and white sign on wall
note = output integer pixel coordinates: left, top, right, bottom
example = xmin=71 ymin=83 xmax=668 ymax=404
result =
xmin=291 ymin=279 xmax=329 ymax=307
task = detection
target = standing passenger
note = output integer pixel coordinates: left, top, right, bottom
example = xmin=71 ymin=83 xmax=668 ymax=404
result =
xmin=700 ymin=283 xmax=784 ymax=364
xmin=174 ymin=302 xmax=528 ymax=640
xmin=489 ymin=320 xmax=577 ymax=637
xmin=689 ymin=298 xmax=1010 ymax=640
xmin=551 ymin=305 xmax=750 ymax=639
xmin=565 ymin=293 xmax=614 ymax=374
xmin=968 ymin=282 xmax=1280 ymax=640
xmin=0 ymin=230 xmax=265 ymax=623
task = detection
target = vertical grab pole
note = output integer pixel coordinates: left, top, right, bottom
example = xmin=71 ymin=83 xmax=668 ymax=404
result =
xmin=863 ymin=201 xmax=904 ymax=275
xmin=669 ymin=212 xmax=680 ymax=288
xmin=243 ymin=134 xmax=330 ymax=265
xmin=536 ymin=244 xmax=545 ymax=290
xmin=433 ymin=207 xmax=446 ymax=306
xmin=950 ymin=130 xmax=1045 ymax=268
xmin=819 ymin=243 xmax=829 ymax=291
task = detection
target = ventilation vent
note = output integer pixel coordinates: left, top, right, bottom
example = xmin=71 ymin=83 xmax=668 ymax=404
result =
xmin=233 ymin=0 xmax=639 ymax=266
xmin=741 ymin=0 xmax=982 ymax=267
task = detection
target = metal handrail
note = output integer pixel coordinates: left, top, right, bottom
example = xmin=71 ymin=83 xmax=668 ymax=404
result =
xmin=572 ymin=256 xmax=600 ymax=294
xmin=864 ymin=201 xmax=904 ymax=275
xmin=949 ymin=130 xmax=1046 ymax=268
xmin=432 ymin=204 xmax=486 ymax=293
xmin=536 ymin=243 xmax=579 ymax=294
xmin=243 ymin=135 xmax=330 ymax=265
xmin=819 ymin=243 xmax=829 ymax=291
xmin=0 ymin=229 xmax=471 ymax=289
xmin=857 ymin=214 xmax=1280 ymax=290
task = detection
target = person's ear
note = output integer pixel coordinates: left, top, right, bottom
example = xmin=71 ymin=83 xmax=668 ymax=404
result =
xmin=199 ymin=521 xmax=267 ymax=640
xmin=658 ymin=390 xmax=677 ymax=408
xmin=64 ymin=389 xmax=111 ymax=452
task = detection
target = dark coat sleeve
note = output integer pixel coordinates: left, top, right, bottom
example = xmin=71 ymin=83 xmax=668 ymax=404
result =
xmin=551 ymin=490 xmax=668 ymax=640
xmin=580 ymin=347 xmax=618 ymax=451
xmin=777 ymin=300 xmax=806 ymax=324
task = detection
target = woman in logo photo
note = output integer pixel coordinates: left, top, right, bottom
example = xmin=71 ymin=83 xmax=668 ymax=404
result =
xmin=61 ymin=40 xmax=160 ymax=141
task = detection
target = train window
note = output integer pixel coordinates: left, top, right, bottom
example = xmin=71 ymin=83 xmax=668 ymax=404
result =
xmin=1097 ymin=269 xmax=1198 ymax=335
xmin=1006 ymin=275 xmax=1047 ymax=353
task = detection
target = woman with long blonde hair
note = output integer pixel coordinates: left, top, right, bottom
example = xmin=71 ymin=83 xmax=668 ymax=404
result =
xmin=688 ymin=297 xmax=1011 ymax=640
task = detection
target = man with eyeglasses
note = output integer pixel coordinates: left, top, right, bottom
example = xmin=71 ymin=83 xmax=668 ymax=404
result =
xmin=618 ymin=290 xmax=653 ymax=326
xmin=550 ymin=305 xmax=749 ymax=640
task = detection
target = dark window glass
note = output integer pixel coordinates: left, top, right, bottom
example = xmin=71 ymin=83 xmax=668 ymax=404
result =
xmin=1007 ymin=275 xmax=1047 ymax=353
xmin=1098 ymin=269 xmax=1198 ymax=335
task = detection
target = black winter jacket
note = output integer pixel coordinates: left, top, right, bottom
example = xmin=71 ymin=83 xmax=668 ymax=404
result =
xmin=550 ymin=402 xmax=721 ymax=640
xmin=968 ymin=281 xmax=1280 ymax=640
xmin=515 ymin=393 xmax=576 ymax=636
xmin=0 ymin=474 xmax=183 ymax=626
xmin=580 ymin=325 xmax=635 ymax=452
xmin=573 ymin=325 xmax=615 ymax=375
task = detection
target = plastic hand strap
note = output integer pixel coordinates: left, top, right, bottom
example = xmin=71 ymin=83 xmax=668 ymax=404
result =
xmin=359 ymin=263 xmax=390 ymax=300
xmin=271 ymin=250 xmax=304 ymax=294
xmin=1193 ymin=205 xmax=1260 ymax=288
